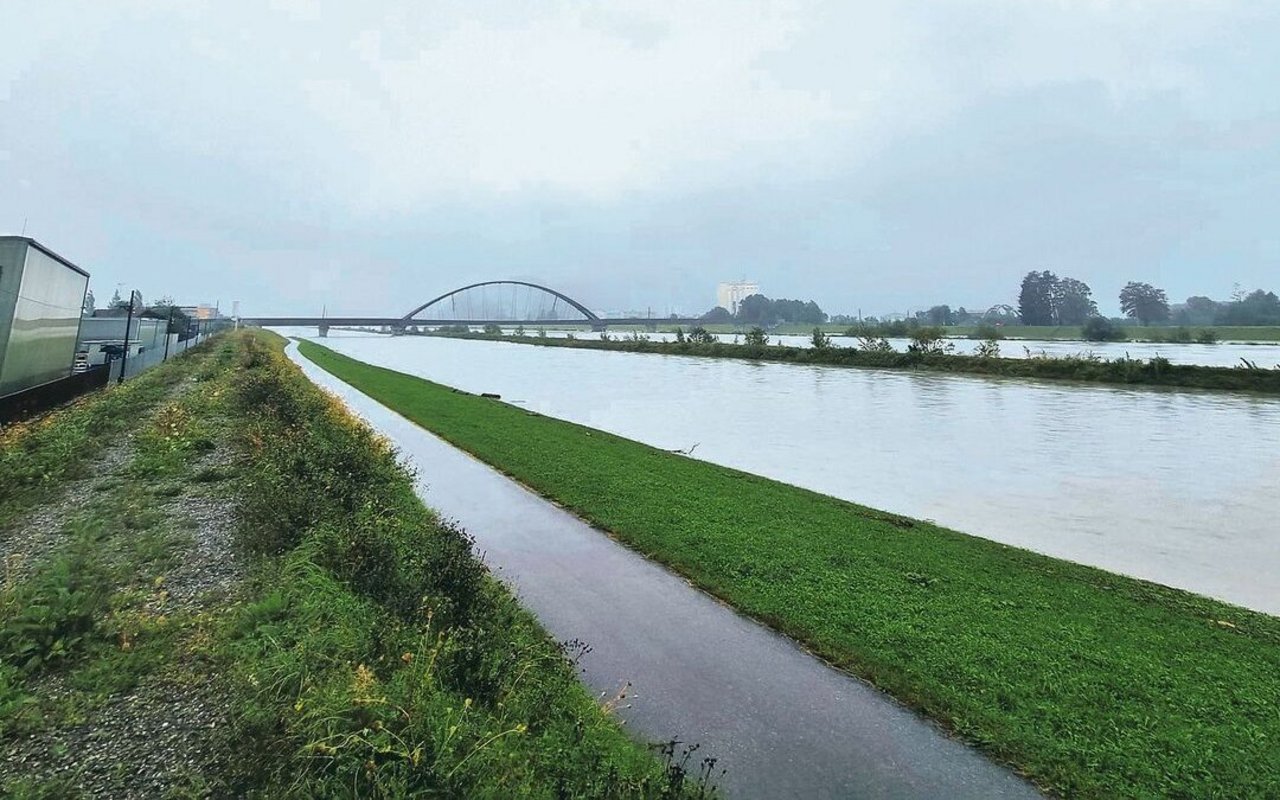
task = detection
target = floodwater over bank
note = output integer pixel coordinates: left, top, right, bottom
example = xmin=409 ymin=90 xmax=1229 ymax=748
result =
xmin=510 ymin=328 xmax=1280 ymax=368
xmin=282 ymin=329 xmax=1280 ymax=614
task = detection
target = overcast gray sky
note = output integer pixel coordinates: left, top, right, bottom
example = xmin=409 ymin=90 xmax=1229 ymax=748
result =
xmin=2 ymin=1 xmax=1277 ymax=317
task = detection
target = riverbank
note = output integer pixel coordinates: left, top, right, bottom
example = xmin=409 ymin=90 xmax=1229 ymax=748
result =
xmin=1 ymin=332 xmax=704 ymax=797
xmin=422 ymin=331 xmax=1280 ymax=393
xmin=299 ymin=340 xmax=1280 ymax=799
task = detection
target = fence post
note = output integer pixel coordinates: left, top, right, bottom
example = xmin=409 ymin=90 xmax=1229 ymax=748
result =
xmin=163 ymin=307 xmax=173 ymax=361
xmin=118 ymin=290 xmax=136 ymax=384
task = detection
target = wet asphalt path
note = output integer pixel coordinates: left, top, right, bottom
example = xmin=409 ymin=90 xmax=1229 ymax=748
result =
xmin=286 ymin=343 xmax=1040 ymax=799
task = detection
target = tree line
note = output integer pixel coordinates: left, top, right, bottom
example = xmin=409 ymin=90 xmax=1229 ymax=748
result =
xmin=1017 ymin=272 xmax=1280 ymax=327
xmin=701 ymin=294 xmax=827 ymax=326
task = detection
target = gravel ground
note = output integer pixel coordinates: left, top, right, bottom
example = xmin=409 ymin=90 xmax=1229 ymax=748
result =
xmin=1 ymin=397 xmax=245 ymax=798
xmin=0 ymin=437 xmax=134 ymax=587
xmin=4 ymin=674 xmax=230 ymax=799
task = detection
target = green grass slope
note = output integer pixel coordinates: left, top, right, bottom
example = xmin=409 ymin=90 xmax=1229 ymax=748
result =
xmin=299 ymin=339 xmax=1280 ymax=799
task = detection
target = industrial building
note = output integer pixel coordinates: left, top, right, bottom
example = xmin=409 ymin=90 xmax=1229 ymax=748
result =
xmin=0 ymin=237 xmax=90 ymax=397
xmin=717 ymin=280 xmax=760 ymax=315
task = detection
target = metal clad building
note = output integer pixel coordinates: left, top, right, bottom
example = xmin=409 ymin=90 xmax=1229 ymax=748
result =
xmin=0 ymin=237 xmax=90 ymax=397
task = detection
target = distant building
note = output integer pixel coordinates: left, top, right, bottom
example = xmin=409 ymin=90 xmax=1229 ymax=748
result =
xmin=178 ymin=304 xmax=221 ymax=320
xmin=0 ymin=237 xmax=90 ymax=397
xmin=716 ymin=281 xmax=760 ymax=315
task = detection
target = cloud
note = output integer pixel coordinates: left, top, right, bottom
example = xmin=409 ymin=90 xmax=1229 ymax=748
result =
xmin=0 ymin=1 xmax=1277 ymax=314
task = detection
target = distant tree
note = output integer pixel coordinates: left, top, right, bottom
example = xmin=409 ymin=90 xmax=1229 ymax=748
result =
xmin=1175 ymin=295 xmax=1221 ymax=326
xmin=1215 ymin=289 xmax=1280 ymax=326
xmin=736 ymin=294 xmax=775 ymax=325
xmin=83 ymin=289 xmax=96 ymax=315
xmin=1119 ymin=282 xmax=1170 ymax=325
xmin=810 ymin=327 xmax=833 ymax=350
xmin=1082 ymin=316 xmax=1125 ymax=341
xmin=1055 ymin=278 xmax=1097 ymax=325
xmin=800 ymin=300 xmax=827 ymax=324
xmin=149 ymin=297 xmax=193 ymax=335
xmin=1018 ymin=271 xmax=1059 ymax=325
xmin=924 ymin=304 xmax=954 ymax=326
xmin=109 ymin=288 xmax=123 ymax=308
xmin=700 ymin=306 xmax=733 ymax=324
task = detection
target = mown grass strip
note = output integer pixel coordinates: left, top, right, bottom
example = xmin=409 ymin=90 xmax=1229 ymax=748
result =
xmin=426 ymin=331 xmax=1280 ymax=393
xmin=300 ymin=339 xmax=1280 ymax=799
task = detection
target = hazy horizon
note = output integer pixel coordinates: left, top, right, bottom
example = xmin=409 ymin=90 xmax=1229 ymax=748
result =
xmin=2 ymin=2 xmax=1278 ymax=318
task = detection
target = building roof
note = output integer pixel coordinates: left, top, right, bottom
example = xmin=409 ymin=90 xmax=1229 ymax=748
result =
xmin=0 ymin=236 xmax=91 ymax=278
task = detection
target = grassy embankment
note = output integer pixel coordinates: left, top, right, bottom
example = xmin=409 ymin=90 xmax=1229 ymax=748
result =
xmin=1 ymin=332 xmax=709 ymax=798
xmin=300 ymin=340 xmax=1280 ymax=799
xmin=427 ymin=331 xmax=1280 ymax=393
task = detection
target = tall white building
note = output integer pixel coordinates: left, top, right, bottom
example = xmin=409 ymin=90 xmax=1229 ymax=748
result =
xmin=716 ymin=280 xmax=760 ymax=315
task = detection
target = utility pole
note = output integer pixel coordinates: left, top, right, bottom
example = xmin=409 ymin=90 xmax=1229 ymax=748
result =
xmin=118 ymin=290 xmax=137 ymax=384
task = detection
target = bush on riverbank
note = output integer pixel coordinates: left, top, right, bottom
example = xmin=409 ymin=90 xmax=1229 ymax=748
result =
xmin=299 ymin=339 xmax=1280 ymax=799
xmin=221 ymin=332 xmax=708 ymax=797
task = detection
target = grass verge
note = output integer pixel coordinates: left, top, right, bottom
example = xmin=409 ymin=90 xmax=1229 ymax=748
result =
xmin=299 ymin=339 xmax=1280 ymax=799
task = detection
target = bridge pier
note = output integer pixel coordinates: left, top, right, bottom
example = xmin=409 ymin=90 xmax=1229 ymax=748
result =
xmin=318 ymin=323 xmax=329 ymax=338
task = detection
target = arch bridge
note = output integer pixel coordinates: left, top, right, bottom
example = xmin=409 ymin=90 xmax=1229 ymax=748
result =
xmin=242 ymin=279 xmax=699 ymax=334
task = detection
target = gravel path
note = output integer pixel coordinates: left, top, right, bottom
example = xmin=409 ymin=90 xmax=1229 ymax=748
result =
xmin=0 ymin=437 xmax=133 ymax=587
xmin=1 ymin=397 xmax=244 ymax=798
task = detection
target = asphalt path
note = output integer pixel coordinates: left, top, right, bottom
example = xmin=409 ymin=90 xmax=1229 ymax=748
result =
xmin=286 ymin=342 xmax=1040 ymax=799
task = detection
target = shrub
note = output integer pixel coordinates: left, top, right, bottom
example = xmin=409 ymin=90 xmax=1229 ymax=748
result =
xmin=857 ymin=335 xmax=894 ymax=353
xmin=974 ymin=338 xmax=1001 ymax=359
xmin=482 ymin=324 xmax=503 ymax=336
xmin=969 ymin=323 xmax=1004 ymax=341
xmin=686 ymin=327 xmax=716 ymax=345
xmin=1195 ymin=328 xmax=1219 ymax=344
xmin=1082 ymin=316 xmax=1125 ymax=342
xmin=743 ymin=327 xmax=769 ymax=348
xmin=810 ymin=328 xmax=833 ymax=350
xmin=907 ymin=327 xmax=953 ymax=355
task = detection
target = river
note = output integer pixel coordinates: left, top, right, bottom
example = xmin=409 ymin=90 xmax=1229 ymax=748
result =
xmin=283 ymin=329 xmax=1280 ymax=615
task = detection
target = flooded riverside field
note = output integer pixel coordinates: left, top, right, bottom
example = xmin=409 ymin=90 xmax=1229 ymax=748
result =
xmin=284 ymin=330 xmax=1280 ymax=614
xmin=522 ymin=328 xmax=1280 ymax=368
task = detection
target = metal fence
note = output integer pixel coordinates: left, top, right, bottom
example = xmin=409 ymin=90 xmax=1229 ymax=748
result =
xmin=0 ymin=331 xmax=216 ymax=427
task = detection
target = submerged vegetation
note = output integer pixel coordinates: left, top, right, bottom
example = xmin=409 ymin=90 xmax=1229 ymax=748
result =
xmin=299 ymin=340 xmax=1280 ymax=799
xmin=1 ymin=332 xmax=709 ymax=798
xmin=426 ymin=329 xmax=1280 ymax=394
